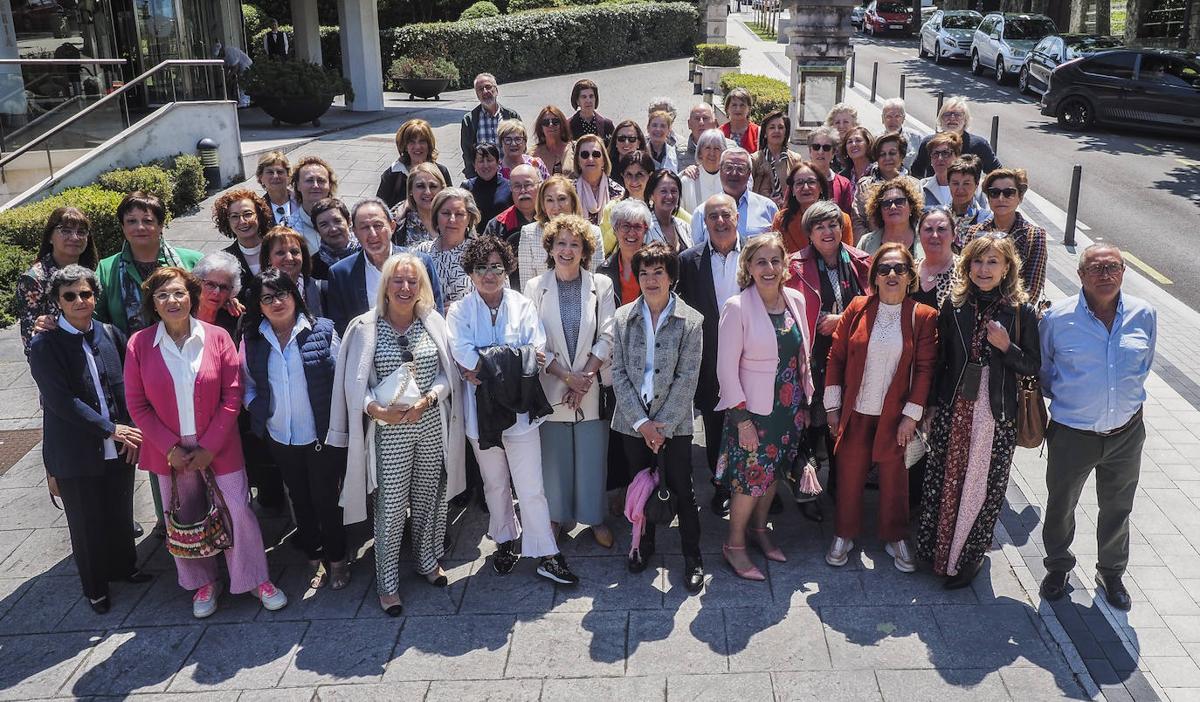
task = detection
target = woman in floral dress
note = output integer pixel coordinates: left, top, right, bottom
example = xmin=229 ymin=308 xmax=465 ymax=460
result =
xmin=16 ymin=207 xmax=99 ymax=354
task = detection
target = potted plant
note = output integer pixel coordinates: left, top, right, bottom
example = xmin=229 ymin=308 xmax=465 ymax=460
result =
xmin=388 ymin=55 xmax=460 ymax=101
xmin=242 ymin=58 xmax=354 ymax=127
xmin=694 ymin=43 xmax=742 ymax=93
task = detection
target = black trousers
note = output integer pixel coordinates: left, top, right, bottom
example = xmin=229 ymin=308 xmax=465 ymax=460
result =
xmin=242 ymin=412 xmax=286 ymax=510
xmin=622 ymin=433 xmax=702 ymax=559
xmin=266 ymin=439 xmax=348 ymax=563
xmin=56 ymin=460 xmax=138 ymax=600
xmin=700 ymin=408 xmax=726 ymax=481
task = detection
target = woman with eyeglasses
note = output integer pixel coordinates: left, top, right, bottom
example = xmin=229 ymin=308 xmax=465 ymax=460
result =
xmin=838 ymin=126 xmax=875 ymax=206
xmin=446 ymin=236 xmax=579 ymax=586
xmin=193 ymin=251 xmax=245 ymax=342
xmin=851 ymin=132 xmax=918 ymax=240
xmin=393 ymin=162 xmax=447 ymax=248
xmin=608 ymin=120 xmax=648 ymax=188
xmin=514 ymin=176 xmax=605 ymax=291
xmin=773 ymin=160 xmax=854 ymax=254
xmin=260 ymin=226 xmax=326 ymax=318
xmin=524 ymin=214 xmax=616 ymax=548
xmin=918 ymin=132 xmax=963 ymax=210
xmin=857 ymin=178 xmax=926 ymax=260
xmin=680 ymin=128 xmax=728 ymax=213
xmin=240 ymin=269 xmax=348 ymax=591
xmin=823 ymin=243 xmax=938 ymax=574
xmin=531 ymin=106 xmax=573 ymax=176
xmin=916 ymin=236 xmax=1039 ymax=589
xmin=376 ymin=119 xmax=454 ymax=210
xmin=571 ymin=134 xmax=625 ymax=228
xmin=330 ymin=253 xmax=466 ymax=615
xmin=213 ymin=188 xmax=273 ymax=299
xmin=909 ymin=96 xmax=1001 ymax=179
xmin=751 ymin=111 xmax=802 ymax=208
xmin=17 ymin=207 xmax=100 ymax=354
xmin=598 ymin=199 xmax=653 ymax=310
xmin=945 ymin=156 xmax=991 ymax=249
xmin=568 ymin=79 xmax=615 ymax=145
xmin=806 ymin=126 xmax=854 ymax=215
xmin=497 ymin=119 xmax=549 ymax=181
xmin=962 ymin=168 xmax=1046 ymax=302
xmin=644 ymin=169 xmax=692 ymax=253
xmin=720 ymin=88 xmax=760 ymax=154
xmin=600 ymin=150 xmax=656 ymax=255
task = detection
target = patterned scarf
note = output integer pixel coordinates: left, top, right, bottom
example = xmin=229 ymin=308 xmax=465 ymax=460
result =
xmin=816 ymin=246 xmax=863 ymax=314
xmin=117 ymin=239 xmax=185 ymax=333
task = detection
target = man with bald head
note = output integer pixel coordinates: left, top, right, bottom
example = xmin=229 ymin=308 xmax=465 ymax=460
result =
xmin=690 ymin=148 xmax=777 ymax=246
xmin=676 ymin=193 xmax=744 ymax=515
xmin=678 ymin=103 xmax=735 ymax=170
xmin=482 ymin=164 xmax=541 ymax=245
xmin=1039 ymin=244 xmax=1156 ymax=611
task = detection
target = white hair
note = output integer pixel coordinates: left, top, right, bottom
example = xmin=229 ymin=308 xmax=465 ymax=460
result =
xmin=720 ymin=147 xmax=751 ymax=167
xmin=193 ymin=251 xmax=244 ymax=298
xmin=939 ymin=96 xmax=972 ymax=129
xmin=610 ymin=198 xmax=653 ymax=229
xmin=1078 ymin=243 xmax=1122 ymax=269
xmin=881 ymin=98 xmax=906 ymax=114
xmin=696 ymin=128 xmax=727 ymax=152
xmin=648 ymin=96 xmax=678 ymax=121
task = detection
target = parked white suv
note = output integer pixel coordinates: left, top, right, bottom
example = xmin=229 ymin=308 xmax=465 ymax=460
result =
xmin=970 ymin=12 xmax=1057 ymax=84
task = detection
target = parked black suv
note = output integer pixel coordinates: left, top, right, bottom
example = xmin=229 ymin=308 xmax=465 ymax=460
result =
xmin=1040 ymin=48 xmax=1200 ymax=136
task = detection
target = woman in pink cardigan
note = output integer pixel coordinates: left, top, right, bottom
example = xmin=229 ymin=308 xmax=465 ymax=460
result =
xmin=124 ymin=267 xmax=285 ymax=619
xmin=714 ymin=233 xmax=814 ymax=580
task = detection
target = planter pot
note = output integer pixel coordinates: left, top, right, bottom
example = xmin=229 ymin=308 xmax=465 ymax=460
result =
xmin=398 ymin=78 xmax=450 ymax=101
xmin=697 ymin=64 xmax=739 ymax=93
xmin=254 ymin=94 xmax=334 ymax=128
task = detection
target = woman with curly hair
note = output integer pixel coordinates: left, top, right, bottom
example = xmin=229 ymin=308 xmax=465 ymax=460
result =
xmin=376 ymin=118 xmax=453 ymax=209
xmin=856 ymin=177 xmax=925 ymax=259
xmin=213 ymin=188 xmax=273 ymax=299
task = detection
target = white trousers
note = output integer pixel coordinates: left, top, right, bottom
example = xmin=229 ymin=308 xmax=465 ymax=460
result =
xmin=470 ymin=428 xmax=559 ymax=558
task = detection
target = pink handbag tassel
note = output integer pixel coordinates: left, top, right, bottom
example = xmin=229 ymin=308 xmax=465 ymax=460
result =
xmin=798 ymin=463 xmax=822 ymax=496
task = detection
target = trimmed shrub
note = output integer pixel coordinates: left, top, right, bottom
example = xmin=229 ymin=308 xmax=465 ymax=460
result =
xmin=169 ymin=154 xmax=208 ymax=214
xmin=388 ymin=56 xmax=461 ymax=84
xmin=719 ymin=73 xmax=790 ymax=123
xmin=0 ymin=242 xmax=30 ymax=327
xmin=508 ymin=0 xmax=564 ymax=10
xmin=243 ymin=57 xmax=354 ymax=102
xmin=382 ymin=3 xmax=699 ymax=87
xmin=460 ymin=1 xmax=500 ymax=19
xmin=695 ymin=43 xmax=742 ymax=66
xmin=0 ymin=186 xmax=127 ymax=259
xmin=98 ymin=166 xmax=175 ymax=214
xmin=242 ymin=3 xmax=267 ymax=36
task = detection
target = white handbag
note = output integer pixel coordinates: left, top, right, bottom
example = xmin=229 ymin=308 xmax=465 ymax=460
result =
xmin=369 ymin=363 xmax=422 ymax=424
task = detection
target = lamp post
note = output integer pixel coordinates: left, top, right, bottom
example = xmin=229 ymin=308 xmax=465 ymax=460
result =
xmin=784 ymin=0 xmax=856 ymax=145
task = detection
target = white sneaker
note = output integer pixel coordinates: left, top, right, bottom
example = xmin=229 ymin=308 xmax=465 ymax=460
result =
xmin=826 ymin=536 xmax=854 ymax=567
xmin=886 ymin=540 xmax=916 ymax=573
xmin=256 ymin=580 xmax=288 ymax=611
xmin=192 ymin=581 xmax=221 ymax=619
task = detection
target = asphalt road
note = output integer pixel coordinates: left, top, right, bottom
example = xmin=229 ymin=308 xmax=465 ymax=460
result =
xmin=847 ymin=33 xmax=1200 ymax=310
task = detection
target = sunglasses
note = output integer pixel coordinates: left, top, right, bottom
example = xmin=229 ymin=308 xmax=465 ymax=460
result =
xmin=880 ymin=197 xmax=910 ymax=209
xmin=60 ymin=290 xmax=94 ymax=302
xmin=472 ymin=263 xmax=507 ymax=277
xmin=1083 ymin=262 xmax=1125 ymax=277
xmin=615 ymin=135 xmax=639 ymax=144
xmin=809 ymin=143 xmax=835 ymax=152
xmin=541 ymin=117 xmax=562 ymax=126
xmin=876 ymin=263 xmax=911 ymax=277
xmin=579 ymin=150 xmax=603 ymax=160
xmin=985 ymin=187 xmax=1019 ymax=199
xmin=396 ymin=334 xmax=414 ymax=363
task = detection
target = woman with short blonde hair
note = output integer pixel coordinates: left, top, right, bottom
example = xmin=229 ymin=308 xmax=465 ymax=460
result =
xmin=498 ymin=119 xmax=550 ymax=180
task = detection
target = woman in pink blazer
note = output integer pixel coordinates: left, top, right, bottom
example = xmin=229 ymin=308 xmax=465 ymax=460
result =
xmin=124 ymin=267 xmax=285 ymax=619
xmin=714 ymin=233 xmax=814 ymax=580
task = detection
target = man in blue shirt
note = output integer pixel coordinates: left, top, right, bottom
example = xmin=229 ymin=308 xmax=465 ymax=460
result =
xmin=1038 ymin=244 xmax=1156 ymax=611
xmin=690 ymin=148 xmax=777 ymax=245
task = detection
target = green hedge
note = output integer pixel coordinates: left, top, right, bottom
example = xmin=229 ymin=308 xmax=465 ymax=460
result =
xmin=460 ymin=1 xmax=501 ymax=19
xmin=98 ymin=166 xmax=174 ymax=215
xmin=509 ymin=0 xmax=563 ymax=9
xmin=249 ymin=24 xmax=343 ymax=72
xmin=719 ymin=73 xmax=790 ymax=123
xmin=0 ymin=186 xmax=127 ymax=261
xmin=242 ymin=3 xmax=267 ymax=36
xmin=170 ymin=155 xmax=207 ymax=214
xmin=381 ymin=2 xmax=699 ymax=87
xmin=695 ymin=43 xmax=742 ymax=66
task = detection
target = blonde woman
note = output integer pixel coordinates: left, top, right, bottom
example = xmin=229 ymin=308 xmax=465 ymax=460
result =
xmin=515 ymin=175 xmax=605 ymax=291
xmin=393 ymin=162 xmax=446 ymax=247
xmin=497 ymin=119 xmax=550 ymax=180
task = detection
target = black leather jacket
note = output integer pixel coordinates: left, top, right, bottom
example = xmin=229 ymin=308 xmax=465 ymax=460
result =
xmin=475 ymin=344 xmax=553 ymax=450
xmin=934 ymin=298 xmax=1041 ymax=423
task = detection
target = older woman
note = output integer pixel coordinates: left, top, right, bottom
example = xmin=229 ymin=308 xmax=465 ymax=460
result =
xmin=568 ymin=79 xmax=615 ymax=144
xmin=715 ymin=234 xmax=813 ymax=580
xmin=852 ymin=132 xmax=918 ymax=239
xmin=917 ymin=236 xmax=1039 ymax=588
xmin=720 ymin=88 xmax=759 ymax=153
xmin=825 ymin=103 xmax=859 ymax=142
xmin=646 ymin=109 xmax=679 ymax=173
xmin=946 ymin=156 xmax=991 ymax=247
xmin=600 ymin=150 xmax=655 ymax=255
xmin=524 ymin=215 xmax=616 ymax=547
xmin=610 ymin=242 xmax=705 ymax=592
xmin=785 ymin=202 xmax=872 ymax=522
xmin=497 ymin=119 xmax=549 ymax=180
xmin=329 ymin=253 xmax=465 ymax=615
xmin=240 ymin=269 xmax=347 ymax=591
xmin=446 ymin=236 xmax=578 ymax=585
xmin=913 ymin=208 xmax=960 ymax=310
xmin=310 ymin=197 xmax=360 ymax=280
xmin=213 ymin=188 xmax=273 ymax=297
xmin=124 ymin=267 xmax=285 ymax=618
xmin=463 ymin=143 xmax=512 ymax=226
xmin=29 ymin=265 xmax=148 ymax=613
xmin=751 ymin=111 xmax=802 ymax=207
xmin=919 ymin=132 xmax=963 ymax=209
xmin=838 ymin=126 xmax=874 ymax=197
xmin=645 ymin=169 xmax=692 ymax=252
xmin=17 ymin=206 xmax=100 ymax=353
xmin=393 ymin=162 xmax=447 ymax=247
xmin=608 ymin=120 xmax=648 ymax=186
xmin=772 ymin=160 xmax=854 ymax=253
xmin=857 ymin=177 xmax=925 ymax=259
xmin=515 ymin=175 xmax=605 ymax=290
xmin=256 ymin=151 xmax=299 ymax=226
xmin=824 ymin=244 xmax=938 ymax=573
xmin=962 ymin=168 xmax=1047 ymax=302
xmin=572 ymin=133 xmax=625 ymax=228
xmin=260 ymin=226 xmax=325 ymax=317
xmin=881 ymin=98 xmax=923 ymax=174
xmin=807 ymin=126 xmax=854 ymax=214
xmin=193 ymin=251 xmax=244 ymax=341
xmin=532 ymin=105 xmax=573 ymax=176
xmin=680 ymin=128 xmax=727 ymax=213
xmin=598 ymin=199 xmax=652 ymax=308
xmin=288 ymin=156 xmax=338 ymax=253
xmin=376 ymin=118 xmax=454 ymax=209
xmin=413 ymin=187 xmax=480 ymax=305
xmin=910 ymin=96 xmax=1001 ymax=179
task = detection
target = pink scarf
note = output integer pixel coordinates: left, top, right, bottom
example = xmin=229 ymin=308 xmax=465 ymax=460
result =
xmin=623 ymin=465 xmax=659 ymax=558
xmin=577 ymin=175 xmax=612 ymax=218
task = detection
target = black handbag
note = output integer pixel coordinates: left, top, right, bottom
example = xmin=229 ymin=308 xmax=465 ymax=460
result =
xmin=642 ymin=450 xmax=677 ymax=525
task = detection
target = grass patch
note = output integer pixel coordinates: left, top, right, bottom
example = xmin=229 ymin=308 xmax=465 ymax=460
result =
xmin=746 ymin=21 xmax=778 ymax=41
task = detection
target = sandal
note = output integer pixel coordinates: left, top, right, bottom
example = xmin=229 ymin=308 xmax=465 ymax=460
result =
xmin=329 ymin=560 xmax=351 ymax=590
xmin=750 ymin=527 xmax=787 ymax=563
xmin=308 ymin=560 xmax=329 ymax=589
xmin=722 ymin=544 xmax=766 ymax=581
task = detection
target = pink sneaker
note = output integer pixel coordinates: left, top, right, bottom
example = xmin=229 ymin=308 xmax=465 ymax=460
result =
xmin=257 ymin=580 xmax=288 ymax=611
xmin=192 ymin=581 xmax=221 ymax=619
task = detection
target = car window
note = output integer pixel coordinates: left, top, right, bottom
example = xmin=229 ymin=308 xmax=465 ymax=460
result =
xmin=1065 ymin=36 xmax=1124 ymax=58
xmin=978 ymin=17 xmax=995 ymax=33
xmin=1138 ymin=56 xmax=1200 ymax=88
xmin=1005 ymin=17 xmax=1056 ymax=40
xmin=1033 ymin=37 xmax=1053 ymax=54
xmin=943 ymin=14 xmax=980 ymax=29
xmin=1081 ymin=52 xmax=1137 ymax=79
xmin=878 ymin=3 xmax=909 ymax=13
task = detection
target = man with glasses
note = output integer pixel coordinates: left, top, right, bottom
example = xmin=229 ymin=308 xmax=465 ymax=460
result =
xmin=880 ymin=99 xmax=922 ymax=173
xmin=1039 ymin=244 xmax=1156 ymax=611
xmin=678 ymin=103 xmax=736 ymax=170
xmin=482 ymin=164 xmax=542 ymax=242
xmin=689 ymin=148 xmax=777 ymax=246
xmin=460 ymin=73 xmax=521 ymax=178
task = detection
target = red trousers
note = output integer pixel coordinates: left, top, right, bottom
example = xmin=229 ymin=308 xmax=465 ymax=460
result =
xmin=834 ymin=411 xmax=909 ymax=542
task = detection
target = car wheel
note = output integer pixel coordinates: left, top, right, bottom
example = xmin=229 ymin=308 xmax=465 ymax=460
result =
xmin=933 ymin=41 xmax=944 ymax=65
xmin=971 ymin=52 xmax=983 ymax=75
xmin=995 ymin=58 xmax=1009 ymax=84
xmin=1018 ymin=66 xmax=1030 ymax=94
xmin=1057 ymin=96 xmax=1095 ymax=131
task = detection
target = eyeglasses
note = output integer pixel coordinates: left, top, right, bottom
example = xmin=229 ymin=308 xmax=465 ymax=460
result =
xmin=501 ymin=136 xmax=525 ymax=145
xmin=930 ymin=149 xmax=955 ymax=159
xmin=1083 ymin=262 xmax=1126 ymax=277
xmin=985 ymin=187 xmax=1019 ymax=199
xmin=579 ymin=150 xmax=603 ymax=160
xmin=941 ymin=111 xmax=965 ymax=119
xmin=202 ymin=280 xmax=233 ymax=293
xmin=880 ymin=197 xmax=910 ymax=209
xmin=616 ymin=135 xmax=639 ymax=144
xmin=511 ymin=181 xmax=538 ymax=192
xmin=472 ymin=263 xmax=507 ymax=277
xmin=876 ymin=263 xmax=911 ymax=277
xmin=153 ymin=290 xmax=189 ymax=303
xmin=54 ymin=225 xmax=89 ymax=239
xmin=793 ymin=178 xmax=820 ymax=188
xmin=721 ymin=165 xmax=749 ymax=175
xmin=260 ymin=291 xmax=290 ymax=306
xmin=809 ymin=143 xmax=834 ymax=152
xmin=227 ymin=211 xmax=257 ymax=223
xmin=541 ymin=117 xmax=562 ymax=126
xmin=60 ymin=290 xmax=94 ymax=302
xmin=616 ymin=222 xmax=648 ymax=234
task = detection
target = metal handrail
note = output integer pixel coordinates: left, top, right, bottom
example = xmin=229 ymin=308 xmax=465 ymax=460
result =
xmin=0 ymin=59 xmax=127 ymax=65
xmin=0 ymin=59 xmax=224 ymax=174
xmin=5 ymin=95 xmax=86 ymax=147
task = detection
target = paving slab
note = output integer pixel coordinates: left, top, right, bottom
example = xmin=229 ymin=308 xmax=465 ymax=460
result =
xmin=504 ymin=611 xmax=627 ymax=679
xmin=63 ymin=626 xmax=205 ymax=696
xmin=0 ymin=630 xmax=99 ymax=701
xmin=279 ymin=619 xmax=398 ymax=686
xmin=770 ymin=670 xmax=883 ymax=701
xmin=169 ymin=622 xmax=308 ymax=692
xmin=625 ymin=607 xmax=728 ymax=676
xmin=665 ymin=671 xmax=774 ymax=701
xmin=385 ymin=614 xmax=514 ymax=682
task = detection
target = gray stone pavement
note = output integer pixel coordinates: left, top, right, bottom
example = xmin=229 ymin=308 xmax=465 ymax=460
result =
xmin=0 ymin=29 xmax=1194 ymax=699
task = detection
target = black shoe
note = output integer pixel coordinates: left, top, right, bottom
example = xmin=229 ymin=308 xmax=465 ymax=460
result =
xmin=132 ymin=522 xmax=144 ymax=538
xmin=944 ymin=557 xmax=984 ymax=590
xmin=628 ymin=545 xmax=654 ymax=573
xmin=537 ymin=553 xmax=579 ymax=585
xmin=684 ymin=557 xmax=705 ymax=594
xmin=124 ymin=570 xmax=153 ymax=584
xmin=797 ymin=500 xmax=824 ymax=522
xmin=710 ymin=485 xmax=731 ymax=516
xmin=492 ymin=540 xmax=519 ymax=575
xmin=1040 ymin=570 xmax=1070 ymax=601
xmin=88 ymin=596 xmax=110 ymax=614
xmin=1095 ymin=573 xmax=1132 ymax=611
xmin=384 ymin=603 xmax=403 ymax=617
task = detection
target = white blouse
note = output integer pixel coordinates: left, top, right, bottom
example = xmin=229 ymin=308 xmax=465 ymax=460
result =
xmin=681 ymin=167 xmax=723 ymax=214
xmin=825 ymin=302 xmax=923 ymax=421
xmin=154 ymin=318 xmax=206 ymax=437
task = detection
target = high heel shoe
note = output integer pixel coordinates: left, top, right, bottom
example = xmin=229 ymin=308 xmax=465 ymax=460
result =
xmin=749 ymin=527 xmax=787 ymax=563
xmin=722 ymin=544 xmax=766 ymax=581
xmin=424 ymin=566 xmax=448 ymax=588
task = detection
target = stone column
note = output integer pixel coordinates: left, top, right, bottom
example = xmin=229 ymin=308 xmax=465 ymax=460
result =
xmin=337 ymin=0 xmax=384 ymax=112
xmin=291 ymin=0 xmax=322 ymax=64
xmin=784 ymin=0 xmax=855 ymax=144
xmin=705 ymin=0 xmax=729 ymax=44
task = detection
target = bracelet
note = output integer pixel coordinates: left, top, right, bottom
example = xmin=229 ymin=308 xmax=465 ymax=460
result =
xmin=426 ymin=392 xmax=438 ymax=409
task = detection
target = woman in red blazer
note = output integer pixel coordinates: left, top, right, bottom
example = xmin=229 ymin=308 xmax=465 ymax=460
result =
xmin=823 ymin=243 xmax=938 ymax=574
xmin=124 ymin=267 xmax=285 ymax=619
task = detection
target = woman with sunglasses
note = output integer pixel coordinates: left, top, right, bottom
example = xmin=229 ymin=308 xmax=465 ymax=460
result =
xmin=531 ymin=106 xmax=573 ymax=177
xmin=751 ymin=111 xmax=802 ymax=208
xmin=909 ymin=96 xmax=1001 ymax=179
xmin=514 ymin=175 xmax=605 ymax=291
xmin=568 ymin=79 xmax=615 ymax=145
xmin=572 ymin=134 xmax=625 ymax=229
xmin=17 ymin=207 xmax=100 ymax=354
xmin=497 ymin=119 xmax=550 ymax=181
xmin=599 ymin=150 xmax=656 ymax=255
xmin=918 ymin=132 xmax=963 ymax=209
xmin=645 ymin=169 xmax=692 ymax=253
xmin=857 ymin=178 xmax=925 ymax=260
xmin=806 ymin=126 xmax=854 ymax=215
xmin=916 ymin=236 xmax=1039 ymax=589
xmin=773 ymin=160 xmax=854 ymax=254
xmin=851 ymin=132 xmax=918 ymax=240
xmin=607 ymin=120 xmax=648 ymax=188
xmin=823 ymin=243 xmax=938 ymax=574
xmin=962 ymin=168 xmax=1046 ymax=302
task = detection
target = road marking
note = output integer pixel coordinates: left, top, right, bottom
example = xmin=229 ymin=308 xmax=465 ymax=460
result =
xmin=1123 ymin=252 xmax=1173 ymax=285
xmin=1178 ymin=158 xmax=1200 ymax=168
xmin=1133 ymin=143 xmax=1159 ymax=154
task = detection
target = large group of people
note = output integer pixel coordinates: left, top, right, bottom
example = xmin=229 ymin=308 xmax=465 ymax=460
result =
xmin=19 ymin=74 xmax=1154 ymax=621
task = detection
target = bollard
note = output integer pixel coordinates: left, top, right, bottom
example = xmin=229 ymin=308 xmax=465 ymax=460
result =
xmin=870 ymin=62 xmax=878 ymax=102
xmin=196 ymin=138 xmax=220 ymax=191
xmin=850 ymin=52 xmax=856 ymax=84
xmin=899 ymin=74 xmax=906 ymax=100
xmin=688 ymin=58 xmax=696 ymax=82
xmin=1064 ymin=164 xmax=1082 ymax=247
xmin=989 ymin=114 xmax=999 ymax=155
xmin=704 ymin=87 xmax=715 ymax=105
xmin=936 ymin=91 xmax=944 ymax=116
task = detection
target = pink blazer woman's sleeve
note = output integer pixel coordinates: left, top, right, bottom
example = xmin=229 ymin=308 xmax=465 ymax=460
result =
xmin=715 ymin=294 xmax=749 ymax=412
xmin=123 ymin=330 xmax=181 ymax=460
xmin=197 ymin=329 xmax=243 ymax=455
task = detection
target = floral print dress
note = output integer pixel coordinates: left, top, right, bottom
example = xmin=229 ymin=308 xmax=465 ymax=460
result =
xmin=16 ymin=255 xmax=61 ymax=355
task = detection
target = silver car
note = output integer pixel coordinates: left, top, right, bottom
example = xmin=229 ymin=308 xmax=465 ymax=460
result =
xmin=970 ymin=12 xmax=1057 ymax=84
xmin=919 ymin=10 xmax=982 ymax=64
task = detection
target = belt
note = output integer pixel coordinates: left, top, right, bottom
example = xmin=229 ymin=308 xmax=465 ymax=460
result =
xmin=1063 ymin=407 xmax=1143 ymax=438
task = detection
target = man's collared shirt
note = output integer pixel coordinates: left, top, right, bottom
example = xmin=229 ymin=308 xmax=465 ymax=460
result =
xmin=690 ymin=188 xmax=778 ymax=246
xmin=1039 ymin=291 xmax=1156 ymax=433
xmin=476 ymin=104 xmax=502 ymax=146
xmin=708 ymin=238 xmax=743 ymax=310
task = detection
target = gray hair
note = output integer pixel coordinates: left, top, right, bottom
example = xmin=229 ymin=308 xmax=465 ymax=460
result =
xmin=352 ymin=196 xmax=395 ymax=225
xmin=1078 ymin=243 xmax=1122 ymax=269
xmin=939 ymin=96 xmax=971 ymax=129
xmin=801 ymin=200 xmax=844 ymax=233
xmin=473 ymin=72 xmax=497 ymax=87
xmin=648 ymin=96 xmax=678 ymax=121
xmin=610 ymin=198 xmax=653 ymax=230
xmin=807 ymin=125 xmax=840 ymax=145
xmin=48 ymin=264 xmax=100 ymax=301
xmin=720 ymin=146 xmax=751 ymax=168
xmin=696 ymin=128 xmax=727 ymax=153
xmin=431 ymin=186 xmax=482 ymax=235
xmin=881 ymin=98 xmax=906 ymax=115
xmin=193 ymin=251 xmax=244 ymax=299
